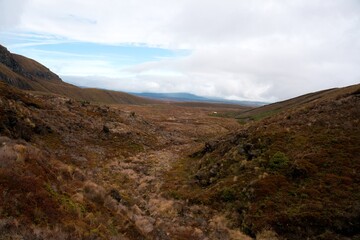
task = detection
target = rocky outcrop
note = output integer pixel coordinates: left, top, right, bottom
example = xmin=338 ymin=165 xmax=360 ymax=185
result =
xmin=0 ymin=45 xmax=26 ymax=76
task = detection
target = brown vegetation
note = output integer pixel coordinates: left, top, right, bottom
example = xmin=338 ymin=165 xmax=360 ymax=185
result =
xmin=164 ymin=84 xmax=360 ymax=239
xmin=1 ymin=46 xmax=359 ymax=239
xmin=0 ymin=80 xmax=247 ymax=239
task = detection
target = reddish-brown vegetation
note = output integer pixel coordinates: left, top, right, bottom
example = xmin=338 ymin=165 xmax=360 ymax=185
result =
xmin=1 ymin=45 xmax=359 ymax=239
xmin=165 ymin=84 xmax=360 ymax=239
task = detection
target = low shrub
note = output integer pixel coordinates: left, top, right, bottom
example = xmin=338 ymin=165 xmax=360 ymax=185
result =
xmin=269 ymin=151 xmax=289 ymax=170
xmin=219 ymin=187 xmax=237 ymax=202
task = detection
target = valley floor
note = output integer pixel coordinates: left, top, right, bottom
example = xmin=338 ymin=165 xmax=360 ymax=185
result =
xmin=92 ymin=104 xmax=251 ymax=239
xmin=0 ymin=84 xmax=251 ymax=239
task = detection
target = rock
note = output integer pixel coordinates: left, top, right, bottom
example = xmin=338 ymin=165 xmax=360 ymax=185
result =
xmin=109 ymin=189 xmax=122 ymax=202
xmin=0 ymin=144 xmax=17 ymax=168
xmin=34 ymin=124 xmax=52 ymax=135
xmin=204 ymin=141 xmax=216 ymax=153
xmin=102 ymin=124 xmax=110 ymax=133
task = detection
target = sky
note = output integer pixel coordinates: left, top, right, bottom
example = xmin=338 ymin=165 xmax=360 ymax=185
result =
xmin=0 ymin=0 xmax=359 ymax=102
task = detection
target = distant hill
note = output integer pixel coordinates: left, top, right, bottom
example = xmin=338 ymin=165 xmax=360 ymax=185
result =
xmin=132 ymin=92 xmax=267 ymax=106
xmin=0 ymin=44 xmax=155 ymax=105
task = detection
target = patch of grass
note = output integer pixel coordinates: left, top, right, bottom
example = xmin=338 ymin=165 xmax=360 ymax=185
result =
xmin=219 ymin=187 xmax=237 ymax=202
xmin=46 ymin=183 xmax=86 ymax=216
xmin=0 ymin=170 xmax=62 ymax=225
xmin=236 ymin=109 xmax=281 ymax=123
xmin=268 ymin=151 xmax=289 ymax=171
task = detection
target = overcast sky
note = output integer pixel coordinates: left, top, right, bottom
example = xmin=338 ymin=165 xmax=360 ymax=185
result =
xmin=1 ymin=0 xmax=359 ymax=101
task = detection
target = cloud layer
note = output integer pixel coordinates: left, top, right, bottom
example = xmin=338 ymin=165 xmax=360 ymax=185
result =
xmin=1 ymin=0 xmax=360 ymax=101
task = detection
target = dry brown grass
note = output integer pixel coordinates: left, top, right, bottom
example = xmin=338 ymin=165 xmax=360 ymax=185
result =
xmin=165 ymin=84 xmax=360 ymax=239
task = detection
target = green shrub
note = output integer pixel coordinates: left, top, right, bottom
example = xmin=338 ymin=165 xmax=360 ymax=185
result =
xmin=220 ymin=187 xmax=237 ymax=202
xmin=269 ymin=151 xmax=289 ymax=170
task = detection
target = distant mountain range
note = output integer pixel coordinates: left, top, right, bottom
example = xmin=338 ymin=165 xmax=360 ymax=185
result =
xmin=0 ymin=44 xmax=267 ymax=107
xmin=131 ymin=92 xmax=267 ymax=106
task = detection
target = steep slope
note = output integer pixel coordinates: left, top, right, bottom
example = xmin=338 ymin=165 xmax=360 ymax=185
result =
xmin=0 ymin=44 xmax=155 ymax=105
xmin=165 ymin=84 xmax=360 ymax=239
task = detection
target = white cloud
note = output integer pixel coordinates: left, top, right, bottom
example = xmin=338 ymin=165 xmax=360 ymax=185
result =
xmin=0 ymin=0 xmax=28 ymax=29
xmin=1 ymin=0 xmax=360 ymax=101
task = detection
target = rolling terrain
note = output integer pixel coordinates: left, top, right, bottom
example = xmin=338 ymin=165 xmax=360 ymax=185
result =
xmin=0 ymin=47 xmax=359 ymax=239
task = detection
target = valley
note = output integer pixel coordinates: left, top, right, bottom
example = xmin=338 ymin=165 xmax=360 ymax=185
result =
xmin=0 ymin=81 xmax=252 ymax=239
xmin=0 ymin=45 xmax=359 ymax=239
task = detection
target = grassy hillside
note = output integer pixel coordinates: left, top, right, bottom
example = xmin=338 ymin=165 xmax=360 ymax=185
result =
xmin=235 ymin=88 xmax=340 ymax=122
xmin=0 ymin=81 xmax=161 ymax=238
xmin=0 ymin=45 xmax=155 ymax=105
xmin=164 ymin=84 xmax=360 ymax=239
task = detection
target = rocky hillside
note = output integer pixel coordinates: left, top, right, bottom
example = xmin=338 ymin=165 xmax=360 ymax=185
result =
xmin=0 ymin=44 xmax=155 ymax=105
xmin=164 ymin=84 xmax=360 ymax=239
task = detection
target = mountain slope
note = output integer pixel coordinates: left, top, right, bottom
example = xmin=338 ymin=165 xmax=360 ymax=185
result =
xmin=0 ymin=44 xmax=155 ymax=105
xmin=164 ymin=83 xmax=360 ymax=239
xmin=235 ymin=88 xmax=339 ymax=121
